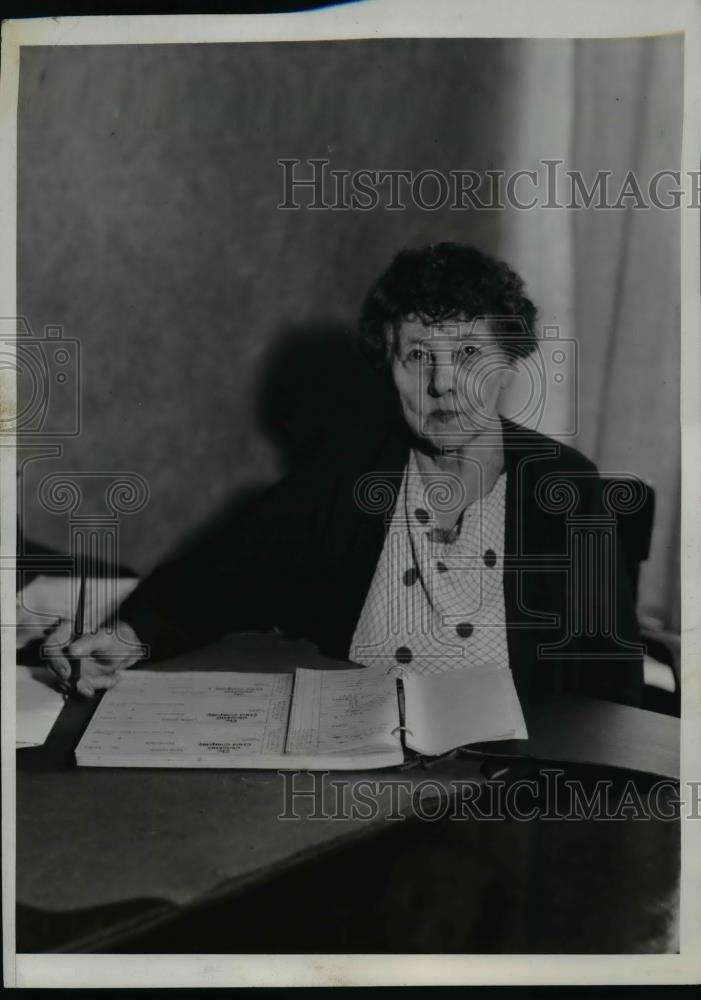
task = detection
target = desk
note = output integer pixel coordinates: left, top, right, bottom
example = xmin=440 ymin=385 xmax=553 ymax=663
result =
xmin=17 ymin=633 xmax=680 ymax=953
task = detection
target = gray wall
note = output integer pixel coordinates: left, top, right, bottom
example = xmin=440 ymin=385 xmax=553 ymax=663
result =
xmin=18 ymin=39 xmax=523 ymax=573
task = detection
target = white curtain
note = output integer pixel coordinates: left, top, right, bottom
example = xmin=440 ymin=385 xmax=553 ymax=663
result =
xmin=500 ymin=36 xmax=682 ymax=631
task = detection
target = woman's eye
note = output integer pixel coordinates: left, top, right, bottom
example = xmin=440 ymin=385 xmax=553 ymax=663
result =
xmin=460 ymin=344 xmax=478 ymax=358
xmin=407 ymin=348 xmax=429 ymax=362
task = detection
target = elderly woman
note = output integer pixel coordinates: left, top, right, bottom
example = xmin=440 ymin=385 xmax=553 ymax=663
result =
xmin=47 ymin=243 xmax=644 ymax=706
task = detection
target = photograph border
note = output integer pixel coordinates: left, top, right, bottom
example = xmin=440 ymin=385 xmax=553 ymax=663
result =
xmin=1 ymin=0 xmax=699 ymax=987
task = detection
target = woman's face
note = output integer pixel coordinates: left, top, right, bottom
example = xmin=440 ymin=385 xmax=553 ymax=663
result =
xmin=390 ymin=317 xmax=515 ymax=450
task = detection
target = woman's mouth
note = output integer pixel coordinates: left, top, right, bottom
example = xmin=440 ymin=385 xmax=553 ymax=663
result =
xmin=431 ymin=408 xmax=460 ymax=423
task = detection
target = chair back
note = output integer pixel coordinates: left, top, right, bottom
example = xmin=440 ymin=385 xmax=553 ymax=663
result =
xmin=600 ymin=477 xmax=655 ymax=605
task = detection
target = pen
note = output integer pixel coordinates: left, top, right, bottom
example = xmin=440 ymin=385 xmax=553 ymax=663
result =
xmin=66 ymin=572 xmax=86 ymax=696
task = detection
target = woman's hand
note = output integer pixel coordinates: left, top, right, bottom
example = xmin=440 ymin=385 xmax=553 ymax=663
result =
xmin=42 ymin=619 xmax=143 ymax=697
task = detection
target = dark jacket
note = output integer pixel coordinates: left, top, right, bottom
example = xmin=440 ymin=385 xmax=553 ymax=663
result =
xmin=120 ymin=416 xmax=644 ymax=708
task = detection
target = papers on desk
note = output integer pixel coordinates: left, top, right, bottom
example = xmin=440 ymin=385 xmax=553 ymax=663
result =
xmin=17 ymin=666 xmax=65 ymax=747
xmin=77 ymin=672 xmax=295 ymax=767
xmin=286 ymin=668 xmax=404 ymax=757
xmin=402 ymin=665 xmax=528 ymax=756
xmin=76 ymin=669 xmax=404 ymax=770
xmin=75 ymin=663 xmax=528 ymax=770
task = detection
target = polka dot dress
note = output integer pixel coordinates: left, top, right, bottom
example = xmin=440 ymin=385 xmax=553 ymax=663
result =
xmin=350 ymin=449 xmax=510 ymax=676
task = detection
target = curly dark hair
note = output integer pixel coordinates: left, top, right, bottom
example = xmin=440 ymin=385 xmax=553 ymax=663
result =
xmin=358 ymin=242 xmax=538 ymax=365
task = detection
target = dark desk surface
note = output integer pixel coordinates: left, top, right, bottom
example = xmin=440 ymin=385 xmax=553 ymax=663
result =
xmin=16 ymin=633 xmax=681 ymax=953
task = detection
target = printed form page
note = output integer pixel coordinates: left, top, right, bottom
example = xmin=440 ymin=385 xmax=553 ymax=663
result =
xmin=285 ymin=667 xmax=404 ymax=767
xmin=76 ymin=670 xmax=293 ymax=767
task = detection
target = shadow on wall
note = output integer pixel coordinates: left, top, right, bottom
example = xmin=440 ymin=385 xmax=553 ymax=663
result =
xmin=17 ymin=322 xmax=396 ymax=597
xmin=256 ymin=322 xmax=396 ymax=471
xmin=154 ymin=322 xmax=397 ymax=567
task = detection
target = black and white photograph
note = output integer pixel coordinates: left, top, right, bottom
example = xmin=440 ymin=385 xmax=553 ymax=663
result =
xmin=1 ymin=0 xmax=699 ymax=988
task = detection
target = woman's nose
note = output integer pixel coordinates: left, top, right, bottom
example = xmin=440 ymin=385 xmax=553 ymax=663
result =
xmin=427 ymin=361 xmax=455 ymax=397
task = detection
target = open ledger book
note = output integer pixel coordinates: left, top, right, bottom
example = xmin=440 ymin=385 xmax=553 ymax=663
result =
xmin=75 ymin=664 xmax=528 ymax=769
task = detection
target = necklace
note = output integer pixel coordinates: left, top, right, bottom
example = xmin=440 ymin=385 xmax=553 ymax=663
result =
xmin=428 ymin=510 xmax=466 ymax=545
